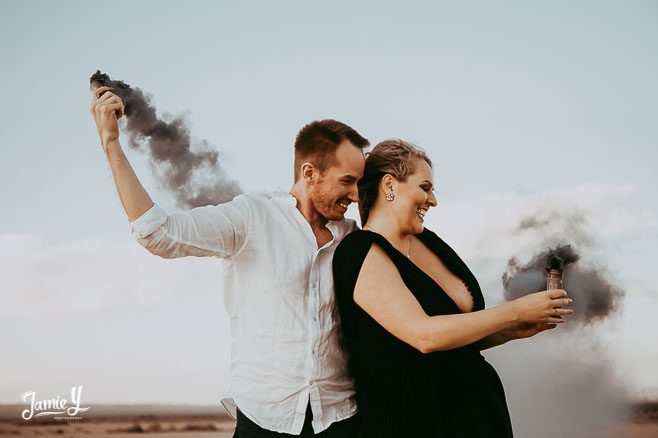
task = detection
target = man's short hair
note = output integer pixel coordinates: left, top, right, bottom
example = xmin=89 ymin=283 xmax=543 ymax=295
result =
xmin=294 ymin=119 xmax=369 ymax=181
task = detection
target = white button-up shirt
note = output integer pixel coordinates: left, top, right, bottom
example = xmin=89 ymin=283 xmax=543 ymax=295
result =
xmin=129 ymin=189 xmax=357 ymax=434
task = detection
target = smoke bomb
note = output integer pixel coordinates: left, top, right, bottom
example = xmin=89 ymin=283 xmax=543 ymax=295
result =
xmin=546 ymin=268 xmax=563 ymax=290
xmin=89 ymin=70 xmax=241 ymax=209
xmin=502 ymin=243 xmax=624 ymax=325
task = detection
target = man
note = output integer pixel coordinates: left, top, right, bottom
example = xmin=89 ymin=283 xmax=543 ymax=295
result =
xmin=90 ymin=86 xmax=368 ymax=437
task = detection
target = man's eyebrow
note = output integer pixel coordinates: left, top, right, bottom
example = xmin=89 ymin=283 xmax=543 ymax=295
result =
xmin=421 ymin=179 xmax=434 ymax=187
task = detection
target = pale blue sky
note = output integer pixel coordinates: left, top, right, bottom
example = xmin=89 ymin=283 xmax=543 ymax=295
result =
xmin=2 ymin=0 xmax=656 ymax=239
xmin=1 ymin=0 xmax=657 ymax=417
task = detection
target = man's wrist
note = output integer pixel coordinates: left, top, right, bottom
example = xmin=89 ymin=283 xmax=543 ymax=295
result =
xmin=494 ymin=328 xmax=514 ymax=344
xmin=102 ymin=138 xmax=121 ymax=155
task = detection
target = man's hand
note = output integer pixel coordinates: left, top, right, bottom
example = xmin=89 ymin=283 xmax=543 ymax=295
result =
xmin=506 ymin=322 xmax=557 ymax=340
xmin=88 ymin=85 xmax=153 ymax=221
xmin=90 ymin=86 xmax=125 ymax=150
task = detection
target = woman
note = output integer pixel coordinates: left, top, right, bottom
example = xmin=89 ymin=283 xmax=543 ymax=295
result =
xmin=332 ymin=140 xmax=572 ymax=437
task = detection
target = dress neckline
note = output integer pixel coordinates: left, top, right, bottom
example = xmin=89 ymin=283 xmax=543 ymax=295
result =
xmin=361 ymin=229 xmax=475 ymax=313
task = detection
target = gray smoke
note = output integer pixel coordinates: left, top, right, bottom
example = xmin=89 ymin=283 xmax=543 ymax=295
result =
xmin=486 ymin=334 xmax=630 ymax=438
xmin=486 ymin=210 xmax=630 ymax=436
xmin=90 ymin=70 xmax=241 ymax=209
xmin=502 ymin=235 xmax=624 ymax=325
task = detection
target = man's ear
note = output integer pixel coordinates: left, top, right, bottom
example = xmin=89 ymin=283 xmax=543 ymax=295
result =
xmin=301 ymin=162 xmax=316 ymax=182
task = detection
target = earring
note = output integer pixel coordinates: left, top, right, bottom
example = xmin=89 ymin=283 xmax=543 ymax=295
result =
xmin=386 ymin=193 xmax=394 ymax=201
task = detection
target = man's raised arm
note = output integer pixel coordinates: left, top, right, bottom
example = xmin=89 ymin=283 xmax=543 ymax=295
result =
xmin=90 ymin=86 xmax=153 ymax=221
xmin=89 ymin=86 xmax=250 ymax=260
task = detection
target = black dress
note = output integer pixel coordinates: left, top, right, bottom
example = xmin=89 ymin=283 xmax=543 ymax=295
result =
xmin=333 ymin=229 xmax=513 ymax=438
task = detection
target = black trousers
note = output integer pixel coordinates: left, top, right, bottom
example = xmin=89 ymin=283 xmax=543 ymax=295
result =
xmin=232 ymin=404 xmax=360 ymax=438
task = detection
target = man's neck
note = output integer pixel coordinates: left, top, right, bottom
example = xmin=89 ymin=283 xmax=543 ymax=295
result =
xmin=289 ymin=184 xmax=332 ymax=248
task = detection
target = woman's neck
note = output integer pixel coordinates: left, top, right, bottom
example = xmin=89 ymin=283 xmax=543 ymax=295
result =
xmin=363 ymin=212 xmax=411 ymax=255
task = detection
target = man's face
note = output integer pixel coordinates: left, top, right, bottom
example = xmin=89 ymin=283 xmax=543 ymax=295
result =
xmin=308 ymin=140 xmax=365 ymax=221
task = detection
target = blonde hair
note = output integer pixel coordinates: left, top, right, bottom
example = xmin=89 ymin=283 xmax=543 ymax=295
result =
xmin=358 ymin=139 xmax=432 ymax=225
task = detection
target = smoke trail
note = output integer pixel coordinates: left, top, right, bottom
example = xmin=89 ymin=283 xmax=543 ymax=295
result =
xmin=90 ymin=70 xmax=241 ymax=209
xmin=484 ymin=208 xmax=632 ymax=436
xmin=487 ymin=334 xmax=630 ymax=438
xmin=502 ymin=211 xmax=625 ymax=324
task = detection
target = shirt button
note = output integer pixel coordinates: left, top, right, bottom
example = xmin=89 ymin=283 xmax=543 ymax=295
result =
xmin=311 ymin=349 xmax=316 ymax=355
xmin=312 ymin=283 xmax=317 ymax=288
xmin=313 ymin=316 xmax=317 ymax=322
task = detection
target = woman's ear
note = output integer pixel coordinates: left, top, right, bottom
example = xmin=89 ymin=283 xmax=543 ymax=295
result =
xmin=381 ymin=174 xmax=397 ymax=194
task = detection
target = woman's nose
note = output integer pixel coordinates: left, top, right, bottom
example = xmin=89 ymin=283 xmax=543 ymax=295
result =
xmin=428 ymin=191 xmax=437 ymax=206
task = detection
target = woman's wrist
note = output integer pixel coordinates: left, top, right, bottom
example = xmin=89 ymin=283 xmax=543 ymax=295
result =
xmin=503 ymin=300 xmax=521 ymax=324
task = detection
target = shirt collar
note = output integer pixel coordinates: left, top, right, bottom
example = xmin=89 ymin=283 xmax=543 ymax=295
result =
xmin=272 ymin=187 xmax=341 ymax=237
xmin=272 ymin=187 xmax=298 ymax=207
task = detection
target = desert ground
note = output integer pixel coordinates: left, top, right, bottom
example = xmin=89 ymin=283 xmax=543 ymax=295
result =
xmin=1 ymin=403 xmax=656 ymax=437
xmin=0 ymin=405 xmax=234 ymax=437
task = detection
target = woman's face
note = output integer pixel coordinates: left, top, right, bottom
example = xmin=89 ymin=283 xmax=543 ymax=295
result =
xmin=392 ymin=160 xmax=437 ymax=235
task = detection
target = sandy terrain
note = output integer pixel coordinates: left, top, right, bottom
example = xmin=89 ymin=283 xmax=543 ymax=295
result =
xmin=1 ymin=403 xmax=656 ymax=437
xmin=0 ymin=405 xmax=235 ymax=437
xmin=2 ymin=422 xmax=658 ymax=438
xmin=0 ymin=420 xmax=235 ymax=437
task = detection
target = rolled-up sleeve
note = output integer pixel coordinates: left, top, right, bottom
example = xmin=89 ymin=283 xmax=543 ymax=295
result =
xmin=129 ymin=195 xmax=252 ymax=259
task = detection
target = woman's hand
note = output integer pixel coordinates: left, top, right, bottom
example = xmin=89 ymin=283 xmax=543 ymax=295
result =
xmin=508 ymin=289 xmax=573 ymax=325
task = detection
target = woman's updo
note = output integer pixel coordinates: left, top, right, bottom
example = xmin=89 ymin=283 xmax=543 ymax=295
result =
xmin=358 ymin=139 xmax=432 ymax=226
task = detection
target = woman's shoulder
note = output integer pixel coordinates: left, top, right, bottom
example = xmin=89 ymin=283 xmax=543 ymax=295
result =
xmin=338 ymin=229 xmax=383 ymax=247
xmin=336 ymin=229 xmax=376 ymax=258
xmin=336 ymin=229 xmax=399 ymax=256
xmin=334 ymin=229 xmax=397 ymax=272
xmin=333 ymin=231 xmax=377 ymax=293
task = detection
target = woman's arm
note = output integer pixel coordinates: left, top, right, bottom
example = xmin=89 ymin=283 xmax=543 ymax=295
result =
xmin=477 ymin=322 xmax=559 ymax=350
xmin=354 ymin=244 xmax=571 ymax=354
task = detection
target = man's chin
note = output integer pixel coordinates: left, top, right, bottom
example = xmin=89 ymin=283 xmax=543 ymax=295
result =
xmin=328 ymin=212 xmax=346 ymax=221
xmin=323 ymin=209 xmax=346 ymax=222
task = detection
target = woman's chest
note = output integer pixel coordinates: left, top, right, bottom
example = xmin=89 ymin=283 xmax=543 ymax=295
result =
xmin=411 ymin=246 xmax=474 ymax=313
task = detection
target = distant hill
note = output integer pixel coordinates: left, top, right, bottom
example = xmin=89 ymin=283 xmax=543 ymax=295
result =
xmin=630 ymin=402 xmax=658 ymax=424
